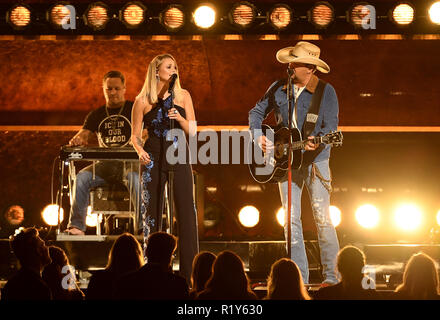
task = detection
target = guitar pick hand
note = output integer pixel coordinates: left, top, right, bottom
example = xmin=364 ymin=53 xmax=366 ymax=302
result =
xmin=258 ymin=135 xmax=274 ymax=153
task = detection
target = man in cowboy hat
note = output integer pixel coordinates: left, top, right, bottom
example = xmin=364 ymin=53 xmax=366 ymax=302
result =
xmin=249 ymin=41 xmax=340 ymax=286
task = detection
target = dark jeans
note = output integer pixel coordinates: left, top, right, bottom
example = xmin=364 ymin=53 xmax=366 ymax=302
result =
xmin=140 ymin=152 xmax=199 ymax=283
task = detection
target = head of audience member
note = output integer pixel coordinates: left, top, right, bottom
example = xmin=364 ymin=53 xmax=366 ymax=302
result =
xmin=42 ymin=246 xmax=68 ymax=284
xmin=10 ymin=227 xmax=51 ymax=273
xmin=337 ymin=245 xmax=366 ymax=285
xmin=204 ymin=250 xmax=252 ymax=295
xmin=45 ymin=246 xmax=68 ymax=271
xmin=146 ymin=232 xmax=177 ymax=267
xmin=106 ymin=233 xmax=144 ymax=275
xmin=266 ymin=258 xmax=311 ymax=300
xmin=395 ymin=252 xmax=440 ymax=299
xmin=191 ymin=251 xmax=216 ymax=293
xmin=102 ymin=70 xmax=126 ymax=108
xmin=42 ymin=246 xmax=84 ymax=299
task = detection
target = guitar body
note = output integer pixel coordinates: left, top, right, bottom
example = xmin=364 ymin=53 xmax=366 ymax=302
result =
xmin=248 ymin=125 xmax=302 ymax=184
xmin=248 ymin=125 xmax=343 ymax=184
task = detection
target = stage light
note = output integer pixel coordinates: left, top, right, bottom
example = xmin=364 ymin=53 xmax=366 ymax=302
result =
xmin=193 ymin=4 xmax=216 ymax=29
xmin=268 ymin=4 xmax=293 ymax=30
xmin=238 ymin=205 xmax=259 ymax=228
xmin=355 ymin=204 xmax=380 ymax=229
xmin=329 ymin=205 xmax=341 ymax=227
xmin=47 ymin=3 xmax=74 ymax=29
xmin=120 ymin=2 xmax=146 ymax=28
xmin=348 ymin=3 xmax=375 ymax=29
xmin=4 ymin=205 xmax=24 ymax=226
xmin=391 ymin=3 xmax=415 ymax=25
xmin=85 ymin=206 xmax=102 ymax=227
xmin=42 ymin=204 xmax=64 ymax=226
xmin=394 ymin=203 xmax=422 ymax=231
xmin=229 ymin=2 xmax=256 ymax=29
xmin=160 ymin=5 xmax=185 ymax=31
xmin=6 ymin=4 xmax=31 ymax=29
xmin=276 ymin=206 xmax=285 ymax=226
xmin=436 ymin=209 xmax=440 ymax=226
xmin=429 ymin=2 xmax=440 ymax=25
xmin=84 ymin=2 xmax=109 ymax=31
xmin=309 ymin=1 xmax=334 ymax=29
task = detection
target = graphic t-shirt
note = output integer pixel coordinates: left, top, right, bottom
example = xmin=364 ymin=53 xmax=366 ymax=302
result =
xmin=83 ymin=101 xmax=134 ymax=147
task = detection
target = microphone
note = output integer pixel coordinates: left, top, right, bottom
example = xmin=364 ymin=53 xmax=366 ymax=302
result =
xmin=287 ymin=67 xmax=295 ymax=77
xmin=168 ymin=73 xmax=178 ymax=93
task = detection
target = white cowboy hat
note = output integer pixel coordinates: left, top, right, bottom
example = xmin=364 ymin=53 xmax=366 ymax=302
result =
xmin=276 ymin=41 xmax=330 ymax=73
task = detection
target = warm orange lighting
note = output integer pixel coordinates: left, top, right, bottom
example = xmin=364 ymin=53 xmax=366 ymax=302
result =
xmin=8 ymin=5 xmax=31 ymax=29
xmin=84 ymin=2 xmax=109 ymax=30
xmin=238 ymin=205 xmax=260 ymax=228
xmin=160 ymin=5 xmax=185 ymax=31
xmin=193 ymin=5 xmax=216 ymax=29
xmin=355 ymin=204 xmax=380 ymax=229
xmin=276 ymin=207 xmax=285 ymax=226
xmin=329 ymin=205 xmax=341 ymax=227
xmin=230 ymin=2 xmax=256 ymax=29
xmin=429 ymin=2 xmax=440 ymax=25
xmin=42 ymin=204 xmax=64 ymax=226
xmin=394 ymin=203 xmax=423 ymax=231
xmin=269 ymin=5 xmax=292 ymax=30
xmin=48 ymin=4 xmax=73 ymax=27
xmin=349 ymin=3 xmax=374 ymax=28
xmin=121 ymin=2 xmax=145 ymax=28
xmin=391 ymin=3 xmax=415 ymax=25
xmin=310 ymin=2 xmax=334 ymax=28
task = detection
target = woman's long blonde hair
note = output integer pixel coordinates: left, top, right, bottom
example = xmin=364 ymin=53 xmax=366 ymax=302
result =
xmin=137 ymin=53 xmax=183 ymax=105
xmin=395 ymin=252 xmax=439 ymax=299
xmin=266 ymin=258 xmax=311 ymax=300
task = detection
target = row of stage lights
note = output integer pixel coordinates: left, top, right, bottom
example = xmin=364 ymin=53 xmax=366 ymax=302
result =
xmin=39 ymin=202 xmax=440 ymax=239
xmin=237 ymin=203 xmax=440 ymax=232
xmin=41 ymin=202 xmax=440 ymax=232
xmin=4 ymin=1 xmax=440 ymax=33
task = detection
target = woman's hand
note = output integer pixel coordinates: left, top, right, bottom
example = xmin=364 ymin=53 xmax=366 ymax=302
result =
xmin=168 ymin=108 xmax=184 ymax=122
xmin=138 ymin=150 xmax=151 ymax=165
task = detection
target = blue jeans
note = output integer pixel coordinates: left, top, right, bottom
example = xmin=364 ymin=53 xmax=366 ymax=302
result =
xmin=67 ymin=161 xmax=141 ymax=232
xmin=278 ymin=159 xmax=339 ymax=284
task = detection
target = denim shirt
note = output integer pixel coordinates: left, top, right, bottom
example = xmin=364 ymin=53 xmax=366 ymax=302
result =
xmin=248 ymin=74 xmax=339 ymax=165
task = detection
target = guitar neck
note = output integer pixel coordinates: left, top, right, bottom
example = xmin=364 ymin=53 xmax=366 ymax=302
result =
xmin=291 ymin=136 xmax=323 ymax=150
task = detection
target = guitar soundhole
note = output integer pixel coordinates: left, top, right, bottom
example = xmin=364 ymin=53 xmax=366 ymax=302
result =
xmin=274 ymin=143 xmax=283 ymax=159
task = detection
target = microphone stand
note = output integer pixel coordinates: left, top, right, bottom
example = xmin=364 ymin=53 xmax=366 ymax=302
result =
xmin=167 ymin=75 xmax=176 ymax=235
xmin=286 ymin=68 xmax=294 ymax=260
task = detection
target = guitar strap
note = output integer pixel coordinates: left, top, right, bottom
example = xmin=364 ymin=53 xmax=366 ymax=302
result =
xmin=302 ymin=79 xmax=327 ymax=138
xmin=267 ymin=79 xmax=287 ymax=129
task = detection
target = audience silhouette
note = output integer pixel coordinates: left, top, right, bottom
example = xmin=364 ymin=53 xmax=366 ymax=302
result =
xmin=314 ymin=245 xmax=378 ymax=300
xmin=115 ymin=232 xmax=189 ymax=300
xmin=4 ymin=228 xmax=440 ymax=302
xmin=265 ymin=258 xmax=311 ymax=300
xmin=86 ymin=232 xmax=144 ymax=300
xmin=2 ymin=227 xmax=52 ymax=300
xmin=189 ymin=251 xmax=216 ymax=299
xmin=196 ymin=250 xmax=258 ymax=300
xmin=394 ymin=252 xmax=440 ymax=300
xmin=42 ymin=245 xmax=84 ymax=300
